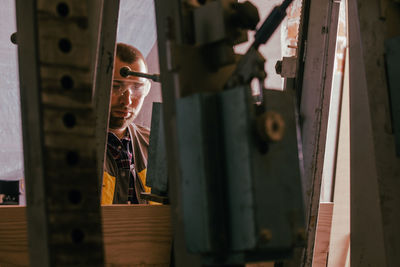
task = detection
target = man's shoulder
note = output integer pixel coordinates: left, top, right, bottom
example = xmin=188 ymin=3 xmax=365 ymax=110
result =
xmin=135 ymin=123 xmax=150 ymax=134
xmin=128 ymin=123 xmax=150 ymax=143
xmin=131 ymin=123 xmax=150 ymax=136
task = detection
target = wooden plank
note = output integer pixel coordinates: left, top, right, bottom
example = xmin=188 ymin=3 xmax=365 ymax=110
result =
xmin=348 ymin=0 xmax=387 ymax=265
xmin=327 ymin=47 xmax=350 ymax=267
xmin=0 ymin=205 xmax=172 ymax=266
xmin=311 ymin=202 xmax=334 ymax=267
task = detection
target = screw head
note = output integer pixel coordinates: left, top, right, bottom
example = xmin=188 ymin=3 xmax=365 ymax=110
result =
xmin=259 ymin=228 xmax=272 ymax=242
xmin=296 ymin=228 xmax=306 ymax=242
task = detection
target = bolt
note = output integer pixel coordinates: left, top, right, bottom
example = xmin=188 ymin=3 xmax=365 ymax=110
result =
xmin=259 ymin=228 xmax=272 ymax=242
xmin=296 ymin=228 xmax=306 ymax=242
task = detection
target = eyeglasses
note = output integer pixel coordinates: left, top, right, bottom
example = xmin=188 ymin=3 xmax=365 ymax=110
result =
xmin=112 ymin=79 xmax=148 ymax=97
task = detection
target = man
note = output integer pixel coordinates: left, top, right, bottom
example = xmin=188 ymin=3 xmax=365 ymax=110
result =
xmin=101 ymin=43 xmax=151 ymax=204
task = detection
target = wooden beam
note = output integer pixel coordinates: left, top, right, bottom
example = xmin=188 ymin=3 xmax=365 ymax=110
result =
xmin=327 ymin=47 xmax=350 ymax=267
xmin=311 ymin=202 xmax=334 ymax=267
xmin=0 ymin=205 xmax=172 ymax=266
xmin=348 ymin=0 xmax=387 ymax=265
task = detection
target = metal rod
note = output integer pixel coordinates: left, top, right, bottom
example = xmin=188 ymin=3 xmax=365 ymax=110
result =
xmin=120 ymin=66 xmax=161 ymax=82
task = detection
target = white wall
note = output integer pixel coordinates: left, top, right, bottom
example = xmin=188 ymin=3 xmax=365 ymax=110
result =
xmin=117 ymin=0 xmax=157 ymax=58
xmin=0 ymin=0 xmax=24 ymax=182
xmin=235 ymin=0 xmax=284 ymax=90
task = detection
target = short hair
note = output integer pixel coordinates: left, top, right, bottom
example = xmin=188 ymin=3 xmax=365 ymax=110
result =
xmin=116 ymin=42 xmax=145 ymax=65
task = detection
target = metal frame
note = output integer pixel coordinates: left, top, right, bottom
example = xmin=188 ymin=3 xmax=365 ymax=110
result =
xmin=15 ymin=0 xmax=50 ymax=265
xmin=17 ymin=0 xmax=105 ymax=265
xmin=288 ymin=0 xmax=341 ymax=266
xmin=154 ymin=1 xmax=203 ymax=266
xmin=93 ymin=0 xmax=120 ymax=187
xmin=348 ymin=0 xmax=400 ymax=265
xmin=15 ymin=0 xmax=398 ymax=265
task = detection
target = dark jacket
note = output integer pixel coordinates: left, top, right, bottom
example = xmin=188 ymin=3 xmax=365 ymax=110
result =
xmin=101 ymin=123 xmax=150 ymax=204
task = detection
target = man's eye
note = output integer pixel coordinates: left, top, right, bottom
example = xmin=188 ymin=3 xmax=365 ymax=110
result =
xmin=134 ymin=84 xmax=144 ymax=90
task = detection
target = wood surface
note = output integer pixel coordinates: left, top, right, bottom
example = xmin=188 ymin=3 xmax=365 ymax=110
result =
xmin=348 ymin=0 xmax=388 ymax=265
xmin=311 ymin=202 xmax=334 ymax=267
xmin=327 ymin=47 xmax=350 ymax=267
xmin=0 ymin=205 xmax=172 ymax=266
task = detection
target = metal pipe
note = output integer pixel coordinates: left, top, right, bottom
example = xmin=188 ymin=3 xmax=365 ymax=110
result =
xmin=120 ymin=66 xmax=161 ymax=82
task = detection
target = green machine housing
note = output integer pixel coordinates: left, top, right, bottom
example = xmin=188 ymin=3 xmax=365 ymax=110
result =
xmin=147 ymin=87 xmax=305 ymax=264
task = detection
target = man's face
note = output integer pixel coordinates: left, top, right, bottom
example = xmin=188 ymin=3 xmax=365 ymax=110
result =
xmin=109 ymin=57 xmax=150 ymax=130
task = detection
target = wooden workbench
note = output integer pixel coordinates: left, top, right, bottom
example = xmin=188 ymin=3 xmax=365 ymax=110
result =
xmin=0 ymin=205 xmax=172 ymax=266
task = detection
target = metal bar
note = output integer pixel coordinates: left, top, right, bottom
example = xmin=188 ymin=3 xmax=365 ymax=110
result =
xmin=154 ymin=0 xmax=202 ymax=266
xmin=299 ymin=0 xmax=340 ymax=265
xmin=349 ymin=0 xmax=400 ymax=265
xmin=17 ymin=0 xmax=106 ymax=265
xmin=302 ymin=1 xmax=341 ymax=266
xmin=15 ymin=0 xmax=50 ymax=265
xmin=93 ymin=0 xmax=120 ymax=190
xmin=119 ymin=66 xmax=160 ymax=82
xmin=284 ymin=0 xmax=341 ymax=266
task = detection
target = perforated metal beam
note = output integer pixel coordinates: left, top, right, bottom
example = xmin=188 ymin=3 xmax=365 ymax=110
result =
xmin=16 ymin=0 xmax=105 ymax=265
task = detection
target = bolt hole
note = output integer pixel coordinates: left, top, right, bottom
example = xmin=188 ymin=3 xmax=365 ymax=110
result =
xmin=68 ymin=189 xmax=82 ymax=204
xmin=56 ymin=2 xmax=69 ymax=17
xmin=58 ymin=38 xmax=72 ymax=53
xmin=66 ymin=151 xmax=80 ymax=166
xmin=10 ymin=32 xmax=17 ymax=45
xmin=71 ymin=229 xmax=85 ymax=244
xmin=60 ymin=75 xmax=74 ymax=90
xmin=63 ymin=113 xmax=76 ymax=128
xmin=272 ymin=121 xmax=279 ymax=132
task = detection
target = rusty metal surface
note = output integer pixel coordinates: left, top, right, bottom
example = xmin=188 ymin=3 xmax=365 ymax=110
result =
xmin=16 ymin=0 xmax=50 ymax=264
xmin=348 ymin=0 xmax=388 ymax=263
xmin=154 ymin=0 xmax=202 ymax=266
xmin=351 ymin=0 xmax=400 ymax=265
xmin=17 ymin=0 xmax=105 ymax=265
xmin=283 ymin=0 xmax=340 ymax=266
xmin=93 ymin=0 xmax=120 ymax=189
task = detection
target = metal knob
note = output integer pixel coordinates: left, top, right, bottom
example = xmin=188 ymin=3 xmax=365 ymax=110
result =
xmin=257 ymin=111 xmax=285 ymax=142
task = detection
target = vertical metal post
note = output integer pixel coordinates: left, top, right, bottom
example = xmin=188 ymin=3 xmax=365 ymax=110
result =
xmin=16 ymin=0 xmax=50 ymax=265
xmin=154 ymin=0 xmax=202 ymax=266
xmin=17 ymin=0 xmax=105 ymax=265
xmin=93 ymin=0 xmax=120 ymax=187
xmin=348 ymin=0 xmax=400 ymax=265
xmin=286 ymin=0 xmax=341 ymax=266
xmin=350 ymin=0 xmax=400 ymax=265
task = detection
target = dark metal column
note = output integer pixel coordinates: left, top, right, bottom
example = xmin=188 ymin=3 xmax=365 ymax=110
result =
xmin=285 ymin=0 xmax=341 ymax=266
xmin=93 ymin=0 xmax=120 ymax=187
xmin=154 ymin=0 xmax=202 ymax=266
xmin=348 ymin=0 xmax=400 ymax=265
xmin=16 ymin=0 xmax=105 ymax=265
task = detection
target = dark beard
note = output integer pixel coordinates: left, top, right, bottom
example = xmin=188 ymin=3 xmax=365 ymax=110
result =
xmin=108 ymin=114 xmax=135 ymax=130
